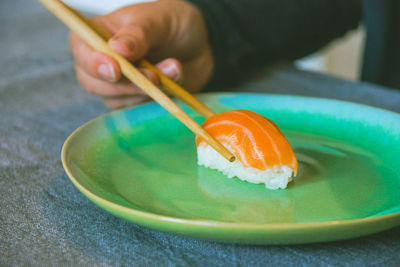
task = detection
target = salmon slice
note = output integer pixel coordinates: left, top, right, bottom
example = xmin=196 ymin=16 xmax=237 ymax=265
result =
xmin=196 ymin=109 xmax=298 ymax=176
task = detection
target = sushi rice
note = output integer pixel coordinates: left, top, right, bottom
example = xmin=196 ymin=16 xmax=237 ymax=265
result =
xmin=197 ymin=142 xmax=293 ymax=190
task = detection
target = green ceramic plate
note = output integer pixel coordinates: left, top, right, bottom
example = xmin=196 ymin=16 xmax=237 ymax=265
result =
xmin=62 ymin=93 xmax=400 ymax=244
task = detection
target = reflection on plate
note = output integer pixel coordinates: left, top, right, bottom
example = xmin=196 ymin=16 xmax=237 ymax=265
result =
xmin=62 ymin=93 xmax=400 ymax=244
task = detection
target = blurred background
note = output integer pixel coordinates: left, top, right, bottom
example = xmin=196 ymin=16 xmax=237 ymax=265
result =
xmin=64 ymin=0 xmax=365 ymax=82
xmin=296 ymin=27 xmax=365 ymax=81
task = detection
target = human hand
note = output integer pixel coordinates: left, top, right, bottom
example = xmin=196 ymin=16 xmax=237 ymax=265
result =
xmin=69 ymin=0 xmax=213 ymax=109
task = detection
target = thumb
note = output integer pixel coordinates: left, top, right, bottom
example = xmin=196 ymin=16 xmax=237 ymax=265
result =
xmin=108 ymin=24 xmax=149 ymax=62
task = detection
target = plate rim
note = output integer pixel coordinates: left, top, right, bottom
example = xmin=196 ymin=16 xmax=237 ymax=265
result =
xmin=61 ymin=93 xmax=400 ymax=232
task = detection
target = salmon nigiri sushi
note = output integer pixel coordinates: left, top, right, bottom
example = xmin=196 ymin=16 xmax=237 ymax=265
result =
xmin=196 ymin=109 xmax=298 ymax=190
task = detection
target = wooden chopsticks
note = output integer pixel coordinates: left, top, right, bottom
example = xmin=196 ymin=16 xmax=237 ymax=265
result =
xmin=138 ymin=61 xmax=216 ymax=119
xmin=39 ymin=0 xmax=235 ymax=162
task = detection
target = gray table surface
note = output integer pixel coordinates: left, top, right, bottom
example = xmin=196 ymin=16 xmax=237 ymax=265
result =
xmin=1 ymin=0 xmax=399 ymax=266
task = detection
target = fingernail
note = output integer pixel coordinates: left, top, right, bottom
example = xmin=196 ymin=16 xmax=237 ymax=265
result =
xmin=158 ymin=61 xmax=181 ymax=81
xmin=98 ymin=64 xmax=116 ymax=81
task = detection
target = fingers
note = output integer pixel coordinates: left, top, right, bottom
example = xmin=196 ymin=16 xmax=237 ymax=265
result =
xmin=108 ymin=24 xmax=149 ymax=62
xmin=69 ymin=3 xmax=187 ymax=110
xmin=76 ymin=58 xmax=183 ymax=110
xmin=156 ymin=58 xmax=183 ymax=83
xmin=140 ymin=68 xmax=161 ymax=87
xmin=70 ymin=31 xmax=121 ymax=82
xmin=69 ymin=23 xmax=156 ymax=83
xmin=76 ymin=65 xmax=161 ymax=97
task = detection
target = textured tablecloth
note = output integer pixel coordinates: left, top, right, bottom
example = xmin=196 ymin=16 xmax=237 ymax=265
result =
xmin=1 ymin=0 xmax=399 ymax=266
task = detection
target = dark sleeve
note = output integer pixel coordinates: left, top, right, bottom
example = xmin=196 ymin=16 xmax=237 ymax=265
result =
xmin=187 ymin=0 xmax=363 ymax=88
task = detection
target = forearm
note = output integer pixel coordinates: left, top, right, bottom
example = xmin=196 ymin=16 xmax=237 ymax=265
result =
xmin=187 ymin=0 xmax=362 ymax=88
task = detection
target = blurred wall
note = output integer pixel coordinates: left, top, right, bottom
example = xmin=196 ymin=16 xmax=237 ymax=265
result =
xmin=296 ymin=27 xmax=366 ymax=81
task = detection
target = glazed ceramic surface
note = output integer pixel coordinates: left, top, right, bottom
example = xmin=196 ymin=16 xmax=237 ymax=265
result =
xmin=62 ymin=93 xmax=400 ymax=244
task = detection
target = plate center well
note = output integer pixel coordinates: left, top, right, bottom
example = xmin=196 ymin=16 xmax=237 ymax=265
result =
xmin=80 ymin=128 xmax=399 ymax=224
